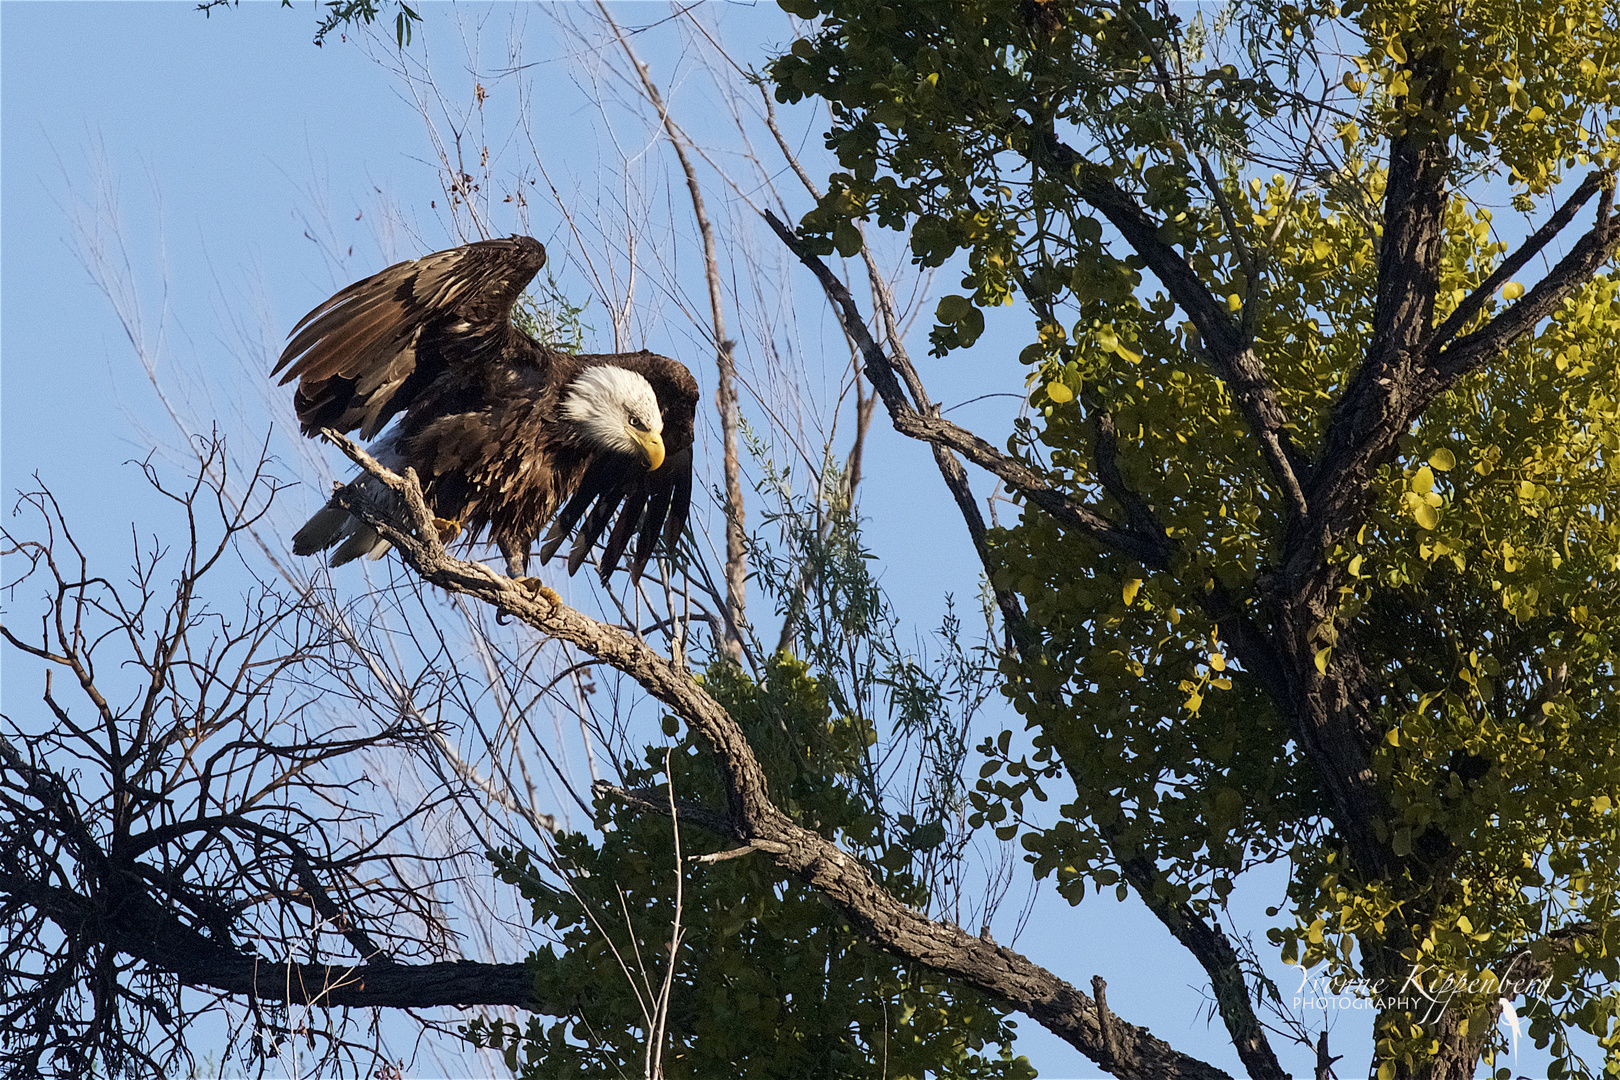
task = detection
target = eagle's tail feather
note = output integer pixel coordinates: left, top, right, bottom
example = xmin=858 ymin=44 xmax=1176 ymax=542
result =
xmin=330 ymin=523 xmax=391 ymax=566
xmin=292 ymin=501 xmax=392 ymax=567
xmin=292 ymin=505 xmax=352 ymax=556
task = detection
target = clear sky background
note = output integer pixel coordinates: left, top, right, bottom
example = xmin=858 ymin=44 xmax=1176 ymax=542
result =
xmin=1 ymin=4 xmax=1573 ymax=1079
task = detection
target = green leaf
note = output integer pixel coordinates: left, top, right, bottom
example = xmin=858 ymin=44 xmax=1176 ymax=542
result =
xmin=936 ymin=294 xmax=974 ymax=322
xmin=832 ymin=219 xmax=862 ymax=258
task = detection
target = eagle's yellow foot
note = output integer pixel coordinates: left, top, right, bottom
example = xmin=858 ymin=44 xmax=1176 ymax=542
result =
xmin=514 ymin=577 xmax=562 ymax=606
xmin=433 ymin=516 xmax=463 ymax=543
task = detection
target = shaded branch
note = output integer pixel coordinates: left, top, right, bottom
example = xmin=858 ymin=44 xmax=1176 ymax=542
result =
xmin=8 ymin=872 xmax=537 ymax=1009
xmin=763 ymin=209 xmax=1174 ymax=570
xmin=1118 ymin=850 xmax=1287 ymax=1080
xmin=1018 ymin=125 xmax=1311 ymax=515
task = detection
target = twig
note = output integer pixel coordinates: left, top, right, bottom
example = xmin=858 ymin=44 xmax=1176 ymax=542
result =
xmin=597 ymin=2 xmax=748 ymax=660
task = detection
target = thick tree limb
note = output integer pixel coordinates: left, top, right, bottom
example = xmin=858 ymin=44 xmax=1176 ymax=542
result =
xmin=1270 ymin=62 xmax=1620 ymax=884
xmin=7 ymin=873 xmax=537 ymax=1009
xmin=1235 ymin=58 xmax=1453 ymax=884
xmin=1292 ymin=57 xmax=1453 ymax=588
xmin=319 ymin=434 xmax=1235 ymax=1080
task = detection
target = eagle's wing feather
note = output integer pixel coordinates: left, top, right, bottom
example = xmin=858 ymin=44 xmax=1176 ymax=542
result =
xmin=566 ymin=481 xmax=630 ymax=577
xmin=659 ymin=446 xmax=694 ymax=553
xmin=273 ymin=236 xmax=547 ymax=438
xmin=538 ymin=456 xmax=617 ymax=567
xmin=599 ymin=490 xmax=649 ymax=580
xmin=632 ymin=470 xmax=677 ymax=580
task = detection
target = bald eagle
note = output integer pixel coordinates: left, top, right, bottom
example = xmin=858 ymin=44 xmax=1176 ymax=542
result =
xmin=274 ymin=236 xmax=698 ymax=585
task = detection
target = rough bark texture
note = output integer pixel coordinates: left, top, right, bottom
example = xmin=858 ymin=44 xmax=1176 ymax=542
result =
xmin=318 ymin=434 xmax=1237 ymax=1080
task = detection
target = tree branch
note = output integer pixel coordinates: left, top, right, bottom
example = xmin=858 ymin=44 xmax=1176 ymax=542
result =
xmin=1017 ymin=125 xmax=1311 ymax=516
xmin=762 ymin=204 xmax=1293 ymax=1076
xmin=1118 ymin=849 xmax=1287 ymax=1080
xmin=763 ymin=209 xmax=1174 ymax=570
xmin=320 ymin=433 xmax=1236 ymax=1080
xmin=599 ymin=2 xmax=748 ymax=658
xmin=1429 ymin=170 xmax=1607 ymax=351
xmin=1433 ymin=203 xmax=1620 ymax=381
xmin=7 ymin=872 xmax=538 ymax=1009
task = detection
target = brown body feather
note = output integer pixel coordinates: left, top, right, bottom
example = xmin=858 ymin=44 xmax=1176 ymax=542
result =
xmin=275 ymin=237 xmax=698 ymax=583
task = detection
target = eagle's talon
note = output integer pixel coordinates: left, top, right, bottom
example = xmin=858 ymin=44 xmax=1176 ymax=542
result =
xmin=514 ymin=577 xmax=562 ymax=606
xmin=433 ymin=516 xmax=463 ymax=543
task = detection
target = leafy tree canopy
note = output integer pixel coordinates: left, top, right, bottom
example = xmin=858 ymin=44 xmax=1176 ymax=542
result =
xmin=770 ymin=1 xmax=1620 ymax=1078
xmin=49 ymin=2 xmax=1618 ymax=1078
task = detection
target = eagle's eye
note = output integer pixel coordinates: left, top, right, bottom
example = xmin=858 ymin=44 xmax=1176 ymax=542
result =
xmin=628 ymin=415 xmax=649 ymax=432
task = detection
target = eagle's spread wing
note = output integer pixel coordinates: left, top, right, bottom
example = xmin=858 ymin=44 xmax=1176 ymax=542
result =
xmin=278 ymin=238 xmax=697 ymax=586
xmin=273 ymin=236 xmax=547 ymax=438
xmin=538 ymin=352 xmax=699 ymax=585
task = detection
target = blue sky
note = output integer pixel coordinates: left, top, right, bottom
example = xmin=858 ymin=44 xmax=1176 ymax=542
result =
xmin=1 ymin=4 xmax=1574 ymax=1079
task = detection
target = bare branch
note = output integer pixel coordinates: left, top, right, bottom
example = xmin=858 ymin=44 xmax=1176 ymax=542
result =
xmin=596 ymin=2 xmax=748 ymax=659
xmin=763 ymin=209 xmax=1174 ymax=570
xmin=325 ymin=435 xmax=1236 ymax=1080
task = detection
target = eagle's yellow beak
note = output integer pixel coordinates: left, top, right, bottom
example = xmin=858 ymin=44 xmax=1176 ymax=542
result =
xmin=634 ymin=429 xmax=666 ymax=471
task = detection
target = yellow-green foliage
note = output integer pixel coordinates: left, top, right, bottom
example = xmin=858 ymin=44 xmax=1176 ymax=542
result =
xmin=775 ymin=0 xmax=1620 ymax=1074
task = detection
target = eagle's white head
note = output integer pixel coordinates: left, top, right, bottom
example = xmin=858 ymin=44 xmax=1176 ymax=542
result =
xmin=562 ymin=365 xmax=667 ymax=470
